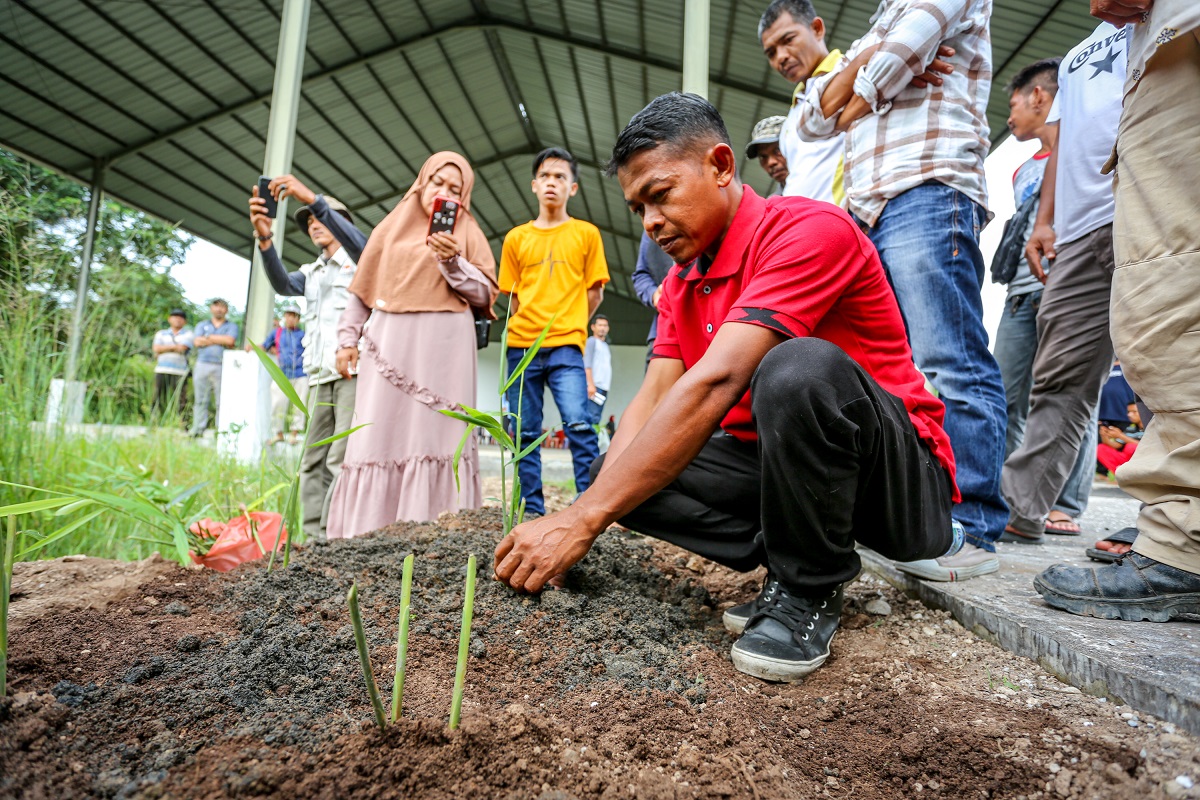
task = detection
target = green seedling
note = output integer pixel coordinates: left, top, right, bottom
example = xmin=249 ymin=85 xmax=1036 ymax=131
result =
xmin=250 ymin=342 xmax=369 ymax=569
xmin=391 ymin=553 xmax=415 ymax=722
xmin=1 ymin=516 xmax=15 ymax=696
xmin=448 ymin=554 xmax=478 ymax=730
xmin=440 ymin=309 xmax=555 ymax=538
xmin=347 ymin=581 xmax=387 ymax=731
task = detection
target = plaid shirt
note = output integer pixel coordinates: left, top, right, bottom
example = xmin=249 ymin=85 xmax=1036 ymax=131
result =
xmin=797 ymin=0 xmax=992 ymax=226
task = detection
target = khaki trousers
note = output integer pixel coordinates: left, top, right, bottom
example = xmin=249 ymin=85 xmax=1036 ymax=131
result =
xmin=300 ymin=377 xmax=357 ymax=539
xmin=1112 ymin=31 xmax=1200 ymax=574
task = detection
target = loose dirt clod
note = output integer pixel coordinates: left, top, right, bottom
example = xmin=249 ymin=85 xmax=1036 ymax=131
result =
xmin=1 ymin=507 xmax=1196 ymax=799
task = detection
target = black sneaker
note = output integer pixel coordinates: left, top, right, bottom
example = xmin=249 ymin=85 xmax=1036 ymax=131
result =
xmin=730 ymin=582 xmax=843 ymax=682
xmin=722 ymin=574 xmax=772 ymax=634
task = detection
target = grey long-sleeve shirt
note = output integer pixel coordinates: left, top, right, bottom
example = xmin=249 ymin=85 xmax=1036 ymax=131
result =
xmin=259 ymin=194 xmax=369 ymax=296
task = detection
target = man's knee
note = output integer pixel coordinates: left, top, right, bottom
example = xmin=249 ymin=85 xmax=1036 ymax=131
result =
xmin=752 ymin=338 xmax=854 ymax=412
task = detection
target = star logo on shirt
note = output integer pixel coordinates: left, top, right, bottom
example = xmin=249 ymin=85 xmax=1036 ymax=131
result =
xmin=1089 ymin=48 xmax=1119 ymax=79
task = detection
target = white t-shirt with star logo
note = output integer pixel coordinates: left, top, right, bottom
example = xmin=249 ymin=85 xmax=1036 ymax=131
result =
xmin=1047 ymin=22 xmax=1128 ymax=247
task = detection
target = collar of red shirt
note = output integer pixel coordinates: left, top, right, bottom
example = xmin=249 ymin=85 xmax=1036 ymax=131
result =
xmin=677 ymin=186 xmax=766 ymax=282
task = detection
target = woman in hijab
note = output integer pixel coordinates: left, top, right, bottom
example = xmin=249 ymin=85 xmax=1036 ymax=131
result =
xmin=327 ymin=152 xmax=499 ymax=537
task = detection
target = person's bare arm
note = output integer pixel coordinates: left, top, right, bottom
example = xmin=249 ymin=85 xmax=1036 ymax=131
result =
xmin=587 ymin=283 xmax=604 ymax=319
xmin=209 ymin=335 xmax=237 ymax=348
xmin=152 ymin=343 xmax=171 ymax=355
xmin=1024 ymin=143 xmax=1058 ymax=284
xmin=494 ymin=323 xmax=784 ymax=593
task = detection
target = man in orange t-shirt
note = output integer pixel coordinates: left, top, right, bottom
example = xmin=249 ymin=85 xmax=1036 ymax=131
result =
xmin=500 ymin=147 xmax=610 ymax=515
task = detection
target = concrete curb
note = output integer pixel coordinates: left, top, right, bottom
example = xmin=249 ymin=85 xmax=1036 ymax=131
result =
xmin=859 ymin=547 xmax=1200 ymax=736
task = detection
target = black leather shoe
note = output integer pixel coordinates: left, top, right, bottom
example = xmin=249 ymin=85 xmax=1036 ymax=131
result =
xmin=730 ymin=582 xmax=843 ymax=682
xmin=1033 ymin=553 xmax=1200 ymax=622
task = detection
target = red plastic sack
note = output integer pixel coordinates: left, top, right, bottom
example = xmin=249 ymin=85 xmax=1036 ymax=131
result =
xmin=189 ymin=512 xmax=288 ymax=572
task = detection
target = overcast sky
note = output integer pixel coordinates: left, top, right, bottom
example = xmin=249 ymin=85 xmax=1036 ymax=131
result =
xmin=171 ymin=135 xmax=1040 ymax=348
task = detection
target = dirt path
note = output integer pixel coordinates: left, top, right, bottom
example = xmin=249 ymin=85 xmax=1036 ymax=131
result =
xmin=2 ymin=508 xmax=1196 ymax=799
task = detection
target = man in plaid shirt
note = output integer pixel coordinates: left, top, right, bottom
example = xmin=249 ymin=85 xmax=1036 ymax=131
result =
xmin=797 ymin=0 xmax=1006 ymax=581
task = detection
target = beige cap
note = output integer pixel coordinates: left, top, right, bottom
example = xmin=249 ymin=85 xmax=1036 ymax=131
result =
xmin=745 ymin=115 xmax=788 ymax=158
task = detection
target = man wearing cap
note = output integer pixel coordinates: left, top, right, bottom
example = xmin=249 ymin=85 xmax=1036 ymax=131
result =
xmin=189 ymin=298 xmax=238 ymax=437
xmin=758 ymin=0 xmax=845 ymax=204
xmin=745 ymin=116 xmax=790 ymax=194
xmin=262 ymin=304 xmax=307 ymax=444
xmin=249 ymin=176 xmax=367 ymax=538
xmin=151 ymin=308 xmax=194 ymax=424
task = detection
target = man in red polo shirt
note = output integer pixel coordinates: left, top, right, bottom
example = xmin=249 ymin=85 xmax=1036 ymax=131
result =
xmin=494 ymin=92 xmax=961 ymax=682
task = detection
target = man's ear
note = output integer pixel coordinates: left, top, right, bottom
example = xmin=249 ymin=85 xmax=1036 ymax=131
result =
xmin=709 ymin=142 xmax=738 ymax=188
xmin=530 ymin=178 xmax=538 ymax=195
xmin=569 ymin=181 xmax=579 ymax=197
xmin=811 ymin=16 xmax=826 ymax=42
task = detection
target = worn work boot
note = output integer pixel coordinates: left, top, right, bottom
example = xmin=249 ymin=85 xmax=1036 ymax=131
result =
xmin=1033 ymin=553 xmax=1200 ymax=622
xmin=730 ymin=582 xmax=843 ymax=682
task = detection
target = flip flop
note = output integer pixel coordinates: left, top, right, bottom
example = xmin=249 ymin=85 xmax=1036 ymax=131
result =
xmin=1086 ymin=527 xmax=1139 ymax=563
xmin=1000 ymin=525 xmax=1043 ymax=545
xmin=1044 ymin=517 xmax=1083 ymax=536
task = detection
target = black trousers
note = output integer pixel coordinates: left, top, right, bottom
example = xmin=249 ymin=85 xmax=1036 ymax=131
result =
xmin=592 ymin=338 xmax=954 ymax=595
xmin=152 ymin=372 xmax=188 ymax=421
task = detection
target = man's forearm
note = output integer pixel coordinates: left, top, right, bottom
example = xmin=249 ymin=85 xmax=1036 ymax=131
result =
xmin=210 ymin=335 xmax=236 ymax=348
xmin=819 ymin=47 xmax=877 ymax=121
xmin=578 ymin=365 xmax=747 ymax=530
xmin=587 ymin=285 xmax=604 ymax=319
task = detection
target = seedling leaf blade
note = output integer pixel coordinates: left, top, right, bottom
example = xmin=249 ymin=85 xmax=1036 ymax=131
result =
xmin=251 ymin=342 xmax=308 ymax=418
xmin=449 ymin=554 xmax=478 ymax=730
xmin=347 ymin=582 xmax=387 ymax=730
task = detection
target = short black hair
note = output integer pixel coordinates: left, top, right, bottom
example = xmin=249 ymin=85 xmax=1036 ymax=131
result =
xmin=591 ymin=314 xmax=609 ymax=323
xmin=758 ymin=0 xmax=817 ymax=39
xmin=606 ymin=93 xmax=734 ymax=177
xmin=1005 ymin=57 xmax=1061 ymax=96
xmin=533 ymin=147 xmax=578 ymax=183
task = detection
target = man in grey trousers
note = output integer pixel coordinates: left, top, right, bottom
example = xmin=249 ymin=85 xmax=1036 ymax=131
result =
xmin=189 ymin=298 xmax=238 ymax=437
xmin=249 ymin=175 xmax=366 ymax=538
xmin=1001 ymin=21 xmax=1128 ymax=543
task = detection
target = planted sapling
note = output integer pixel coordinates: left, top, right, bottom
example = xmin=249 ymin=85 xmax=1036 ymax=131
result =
xmin=347 ymin=581 xmax=388 ymax=731
xmin=390 ymin=553 xmax=415 ymax=722
xmin=448 ymin=554 xmax=478 ymax=730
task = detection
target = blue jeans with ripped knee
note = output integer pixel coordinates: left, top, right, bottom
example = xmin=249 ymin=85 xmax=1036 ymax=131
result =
xmin=506 ymin=344 xmax=599 ymax=516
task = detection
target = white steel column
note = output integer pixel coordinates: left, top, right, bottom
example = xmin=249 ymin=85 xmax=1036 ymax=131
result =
xmin=244 ymin=0 xmax=311 ymax=344
xmin=227 ymin=0 xmax=310 ymax=462
xmin=682 ymin=0 xmax=711 ymax=98
xmin=65 ymin=159 xmax=107 ymax=383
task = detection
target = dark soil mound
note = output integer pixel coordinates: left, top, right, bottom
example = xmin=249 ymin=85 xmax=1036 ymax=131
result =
xmin=1 ymin=508 xmax=1189 ymax=799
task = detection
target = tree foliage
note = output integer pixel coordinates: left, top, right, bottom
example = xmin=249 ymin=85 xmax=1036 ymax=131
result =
xmin=0 ymin=148 xmax=198 ymax=421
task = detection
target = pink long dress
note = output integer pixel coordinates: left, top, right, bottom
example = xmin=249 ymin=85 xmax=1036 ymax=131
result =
xmin=326 ymin=255 xmax=493 ymax=538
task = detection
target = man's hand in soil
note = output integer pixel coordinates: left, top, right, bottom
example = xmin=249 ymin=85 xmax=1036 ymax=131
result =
xmin=494 ymin=505 xmax=605 ymax=593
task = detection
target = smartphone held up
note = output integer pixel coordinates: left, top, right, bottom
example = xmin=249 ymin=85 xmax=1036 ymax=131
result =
xmin=257 ymin=176 xmax=278 ymax=219
xmin=428 ymin=195 xmax=460 ymax=237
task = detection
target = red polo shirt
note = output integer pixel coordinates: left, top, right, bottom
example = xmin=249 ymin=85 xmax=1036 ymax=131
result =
xmin=652 ymin=187 xmax=959 ymax=499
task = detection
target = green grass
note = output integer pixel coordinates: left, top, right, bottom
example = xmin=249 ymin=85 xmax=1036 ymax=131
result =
xmin=0 ymin=281 xmax=296 ymax=564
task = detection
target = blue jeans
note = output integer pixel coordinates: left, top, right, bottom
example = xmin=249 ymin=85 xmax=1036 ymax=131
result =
xmin=506 ymin=345 xmax=600 ymax=516
xmin=994 ymin=290 xmax=1096 ymax=519
xmin=584 ymin=389 xmax=607 ymax=427
xmin=861 ymin=182 xmax=1009 ymax=551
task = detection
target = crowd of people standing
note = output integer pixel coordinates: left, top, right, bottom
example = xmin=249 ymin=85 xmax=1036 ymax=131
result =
xmin=144 ymin=0 xmax=1197 ymax=684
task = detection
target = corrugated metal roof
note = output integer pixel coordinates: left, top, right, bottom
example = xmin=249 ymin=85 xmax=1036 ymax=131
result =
xmin=1 ymin=0 xmax=1099 ymax=341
